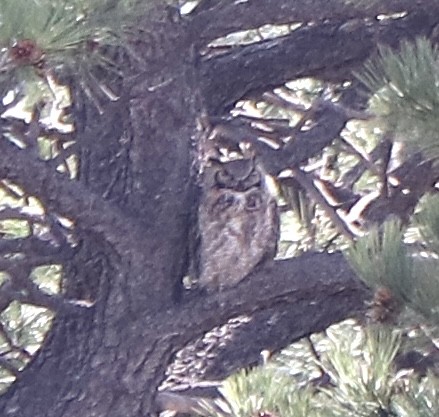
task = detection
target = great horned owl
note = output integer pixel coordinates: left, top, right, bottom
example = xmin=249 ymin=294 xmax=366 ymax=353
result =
xmin=197 ymin=158 xmax=279 ymax=291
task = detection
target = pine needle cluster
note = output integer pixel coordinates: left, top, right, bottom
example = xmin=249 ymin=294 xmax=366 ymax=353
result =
xmin=357 ymin=38 xmax=439 ymax=160
xmin=0 ymin=0 xmax=172 ymax=108
xmin=203 ymin=324 xmax=439 ymax=417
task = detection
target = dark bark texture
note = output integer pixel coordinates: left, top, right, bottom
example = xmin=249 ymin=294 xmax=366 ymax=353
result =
xmin=0 ymin=1 xmax=438 ymax=416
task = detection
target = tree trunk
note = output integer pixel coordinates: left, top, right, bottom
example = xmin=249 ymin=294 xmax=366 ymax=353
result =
xmin=0 ymin=12 xmax=203 ymax=417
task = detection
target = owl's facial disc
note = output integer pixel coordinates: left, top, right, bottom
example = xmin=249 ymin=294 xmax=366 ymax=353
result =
xmin=214 ymin=161 xmax=262 ymax=192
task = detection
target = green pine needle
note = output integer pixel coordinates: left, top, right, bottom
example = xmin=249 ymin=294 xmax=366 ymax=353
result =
xmin=210 ymin=367 xmax=316 ymax=417
xmin=320 ymin=327 xmax=401 ymax=417
xmin=1 ymin=1 xmax=119 ymax=57
xmin=392 ymin=374 xmax=439 ymax=417
xmin=0 ymin=0 xmax=168 ymax=109
xmin=0 ymin=1 xmax=165 ymax=81
xmin=346 ymin=219 xmax=413 ymax=301
xmin=415 ymin=195 xmax=439 ymax=255
xmin=356 ymin=38 xmax=439 ymax=160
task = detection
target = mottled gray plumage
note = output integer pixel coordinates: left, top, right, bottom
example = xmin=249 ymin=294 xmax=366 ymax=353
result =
xmin=198 ymin=158 xmax=279 ymax=291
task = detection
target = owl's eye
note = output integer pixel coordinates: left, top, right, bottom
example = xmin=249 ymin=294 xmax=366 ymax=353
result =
xmin=245 ymin=191 xmax=263 ymax=210
xmin=215 ymin=170 xmax=234 ymax=187
xmin=242 ymin=171 xmax=261 ymax=188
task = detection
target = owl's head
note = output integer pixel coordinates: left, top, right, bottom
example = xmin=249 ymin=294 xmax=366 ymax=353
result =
xmin=214 ymin=159 xmax=260 ymax=191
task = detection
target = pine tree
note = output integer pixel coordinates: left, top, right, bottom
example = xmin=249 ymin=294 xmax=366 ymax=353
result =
xmin=0 ymin=1 xmax=438 ymax=416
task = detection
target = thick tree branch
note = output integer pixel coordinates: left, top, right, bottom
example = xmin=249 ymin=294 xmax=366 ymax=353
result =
xmin=157 ymin=252 xmax=369 ymax=371
xmin=0 ymin=236 xmax=71 ymax=258
xmin=0 ymin=262 xmax=88 ymax=314
xmin=0 ymin=139 xmax=150 ymax=260
xmin=207 ymin=98 xmax=359 ymax=178
xmin=199 ymin=10 xmax=437 ymax=113
xmin=159 ymin=252 xmax=370 ymax=402
xmin=190 ymin=0 xmax=439 ymax=46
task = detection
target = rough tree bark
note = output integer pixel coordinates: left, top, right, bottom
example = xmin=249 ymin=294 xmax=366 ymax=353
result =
xmin=0 ymin=1 xmax=438 ymax=416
